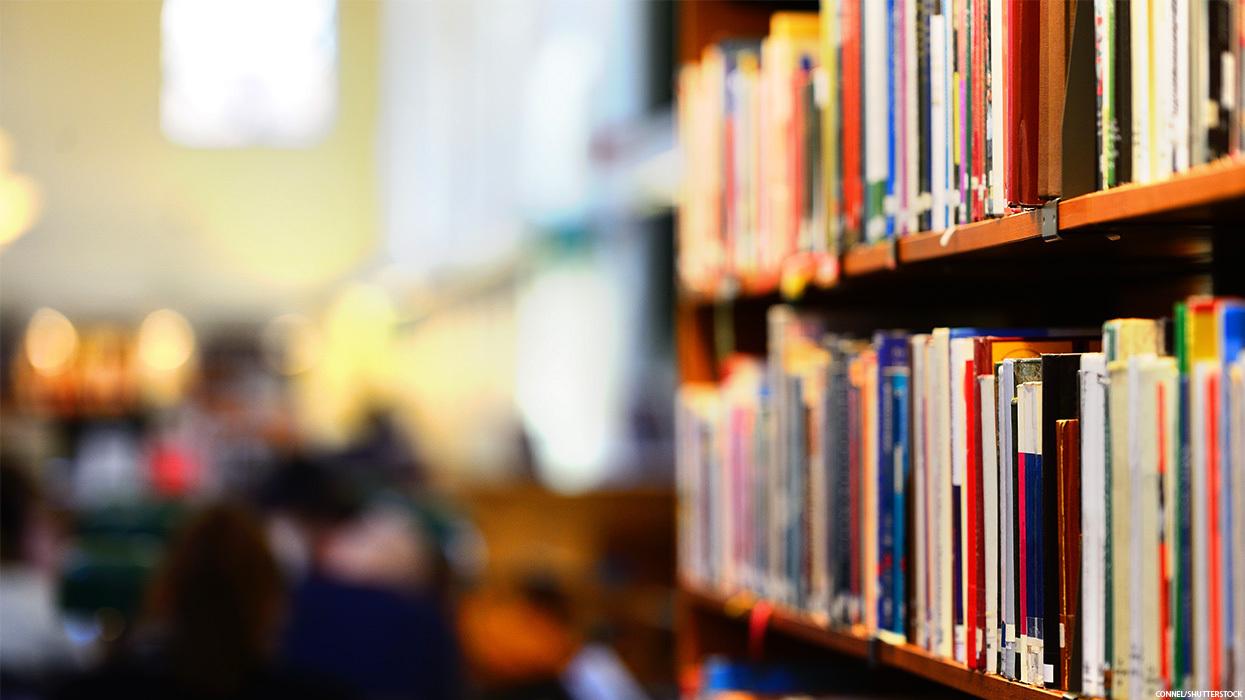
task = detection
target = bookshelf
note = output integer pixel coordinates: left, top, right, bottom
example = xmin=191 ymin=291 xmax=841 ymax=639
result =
xmin=679 ymin=582 xmax=1064 ymax=700
xmin=673 ymin=3 xmax=1245 ymax=698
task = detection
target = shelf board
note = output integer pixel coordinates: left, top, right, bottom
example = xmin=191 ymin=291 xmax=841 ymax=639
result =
xmin=842 ymin=240 xmax=896 ymax=276
xmin=681 ymin=583 xmax=1066 ymax=700
xmin=899 ymin=208 xmax=1042 ymax=264
xmin=682 ymin=156 xmax=1245 ymax=304
xmin=1059 ymin=156 xmax=1245 ymax=230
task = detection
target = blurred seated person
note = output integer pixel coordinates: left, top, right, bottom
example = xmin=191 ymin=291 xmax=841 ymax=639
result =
xmin=56 ymin=502 xmax=350 ymax=700
xmin=263 ymin=455 xmax=462 ymax=700
xmin=0 ymin=458 xmax=81 ymax=696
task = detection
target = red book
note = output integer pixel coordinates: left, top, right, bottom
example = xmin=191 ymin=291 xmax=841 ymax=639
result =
xmin=841 ymin=0 xmax=863 ymax=244
xmin=956 ymin=0 xmax=969 ymax=223
xmin=1006 ymin=0 xmax=1040 ymax=206
xmin=971 ymin=0 xmax=987 ymax=221
xmin=963 ymin=359 xmax=981 ymax=669
xmin=1207 ymin=373 xmax=1223 ymax=688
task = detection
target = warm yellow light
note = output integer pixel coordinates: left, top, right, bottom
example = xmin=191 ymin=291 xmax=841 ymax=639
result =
xmin=0 ymin=173 xmax=41 ymax=248
xmin=262 ymin=313 xmax=322 ymax=376
xmin=0 ymin=129 xmax=11 ymax=171
xmin=25 ymin=308 xmax=78 ymax=376
xmin=137 ymin=309 xmax=195 ymax=372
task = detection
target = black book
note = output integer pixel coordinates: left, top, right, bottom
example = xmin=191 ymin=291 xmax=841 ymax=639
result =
xmin=1208 ymin=0 xmax=1232 ymax=159
xmin=1040 ymin=353 xmax=1083 ymax=689
xmin=918 ymin=0 xmax=933 ymax=231
xmin=828 ymin=339 xmax=854 ymax=625
xmin=1062 ymin=1 xmax=1098 ymax=198
xmin=1114 ymin=0 xmax=1132 ymax=184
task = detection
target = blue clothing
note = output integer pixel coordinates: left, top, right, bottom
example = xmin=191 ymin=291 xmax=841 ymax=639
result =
xmin=283 ymin=575 xmax=461 ymax=700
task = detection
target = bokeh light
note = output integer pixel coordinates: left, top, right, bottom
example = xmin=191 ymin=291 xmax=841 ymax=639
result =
xmin=25 ymin=307 xmax=79 ymax=376
xmin=137 ymin=309 xmax=196 ymax=373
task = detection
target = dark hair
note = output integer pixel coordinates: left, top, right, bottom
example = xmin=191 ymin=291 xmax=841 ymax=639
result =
xmin=146 ymin=502 xmax=284 ymax=694
xmin=0 ymin=456 xmax=36 ymax=564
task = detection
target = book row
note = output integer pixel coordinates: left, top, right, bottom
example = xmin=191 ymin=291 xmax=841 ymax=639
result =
xmin=676 ymin=297 xmax=1244 ymax=696
xmin=677 ymin=1 xmax=1245 ymax=296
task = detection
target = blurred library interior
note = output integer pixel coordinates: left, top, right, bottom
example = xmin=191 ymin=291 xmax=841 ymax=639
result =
xmin=3 ymin=1 xmax=1245 ymax=700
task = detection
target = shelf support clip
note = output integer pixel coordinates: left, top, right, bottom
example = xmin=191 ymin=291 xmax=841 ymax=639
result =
xmin=1038 ymin=199 xmax=1061 ymax=242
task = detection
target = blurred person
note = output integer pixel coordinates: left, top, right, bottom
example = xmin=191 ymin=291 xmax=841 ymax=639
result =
xmin=263 ymin=454 xmax=463 ymax=700
xmin=461 ymin=574 xmax=647 ymax=700
xmin=56 ymin=502 xmax=349 ymax=700
xmin=0 ymin=457 xmax=81 ymax=695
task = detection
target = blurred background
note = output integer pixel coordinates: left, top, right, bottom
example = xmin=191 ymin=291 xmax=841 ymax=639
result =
xmin=0 ymin=1 xmax=679 ymax=698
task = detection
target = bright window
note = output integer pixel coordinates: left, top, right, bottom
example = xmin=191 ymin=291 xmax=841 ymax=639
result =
xmin=161 ymin=0 xmax=338 ymax=148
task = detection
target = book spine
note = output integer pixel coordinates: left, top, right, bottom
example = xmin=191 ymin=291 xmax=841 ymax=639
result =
xmin=1096 ymin=0 xmax=1114 ymax=188
xmin=904 ymin=0 xmax=920 ymax=234
xmin=1116 ymin=0 xmax=1133 ymax=184
xmin=843 ymin=0 xmax=864 ymax=246
xmin=1057 ymin=418 xmax=1082 ymax=692
xmin=885 ymin=0 xmax=899 ymax=240
xmin=956 ymin=0 xmax=969 ymax=222
xmin=980 ymin=374 xmax=1000 ymax=674
xmin=865 ymin=0 xmax=890 ymax=243
xmin=1081 ymin=354 xmax=1109 ymax=696
xmin=965 ymin=356 xmax=982 ymax=669
xmin=878 ymin=335 xmax=898 ymax=632
xmin=918 ymin=1 xmax=934 ymax=231
xmin=1007 ymin=0 xmax=1041 ymax=206
xmin=988 ymin=0 xmax=1006 ymax=215
xmin=971 ymin=0 xmax=986 ymax=221
xmin=931 ymin=11 xmax=949 ymax=230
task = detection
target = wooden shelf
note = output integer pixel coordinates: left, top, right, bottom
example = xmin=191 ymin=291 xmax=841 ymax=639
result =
xmin=683 ymin=156 xmax=1245 ymax=302
xmin=681 ymin=583 xmax=1065 ymax=700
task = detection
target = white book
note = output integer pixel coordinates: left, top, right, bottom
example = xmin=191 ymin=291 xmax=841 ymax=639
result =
xmin=1130 ymin=355 xmax=1171 ymax=697
xmin=949 ymin=336 xmax=973 ymax=664
xmin=988 ymin=0 xmax=1005 ymax=215
xmin=1191 ymin=361 xmax=1215 ymax=690
xmin=1110 ymin=359 xmax=1133 ymax=700
xmin=863 ymin=0 xmax=888 ymax=242
xmin=1231 ymin=352 xmax=1245 ymax=690
xmin=911 ymin=334 xmax=931 ymax=648
xmin=1017 ymin=381 xmax=1043 ymax=687
xmin=932 ymin=328 xmax=953 ymax=659
xmin=1131 ymin=0 xmax=1151 ymax=183
xmin=979 ymin=373 xmax=999 ymax=674
xmin=1079 ymin=352 xmax=1109 ymax=697
xmin=998 ymin=359 xmax=1018 ymax=680
xmin=931 ymin=12 xmax=948 ymax=231
xmin=1151 ymin=0 xmax=1174 ymax=179
xmin=1173 ymin=0 xmax=1190 ymax=173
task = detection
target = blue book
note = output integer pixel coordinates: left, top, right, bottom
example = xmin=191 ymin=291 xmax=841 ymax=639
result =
xmin=1219 ymin=302 xmax=1244 ymax=664
xmin=875 ymin=331 xmax=910 ymax=635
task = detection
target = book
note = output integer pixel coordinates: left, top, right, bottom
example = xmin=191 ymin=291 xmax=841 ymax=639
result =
xmin=864 ymin=0 xmax=890 ymax=242
xmin=979 ymin=372 xmax=1000 ymax=673
xmin=876 ymin=330 xmax=911 ymax=638
xmin=1105 ymin=318 xmax=1165 ymax=700
xmin=1040 ymin=353 xmax=1085 ymax=688
xmin=1017 ymin=379 xmax=1044 ymax=686
xmin=676 ymin=302 xmax=1237 ymax=692
xmin=1080 ymin=351 xmax=1109 ymax=697
xmin=1056 ymin=417 xmax=1081 ymax=692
